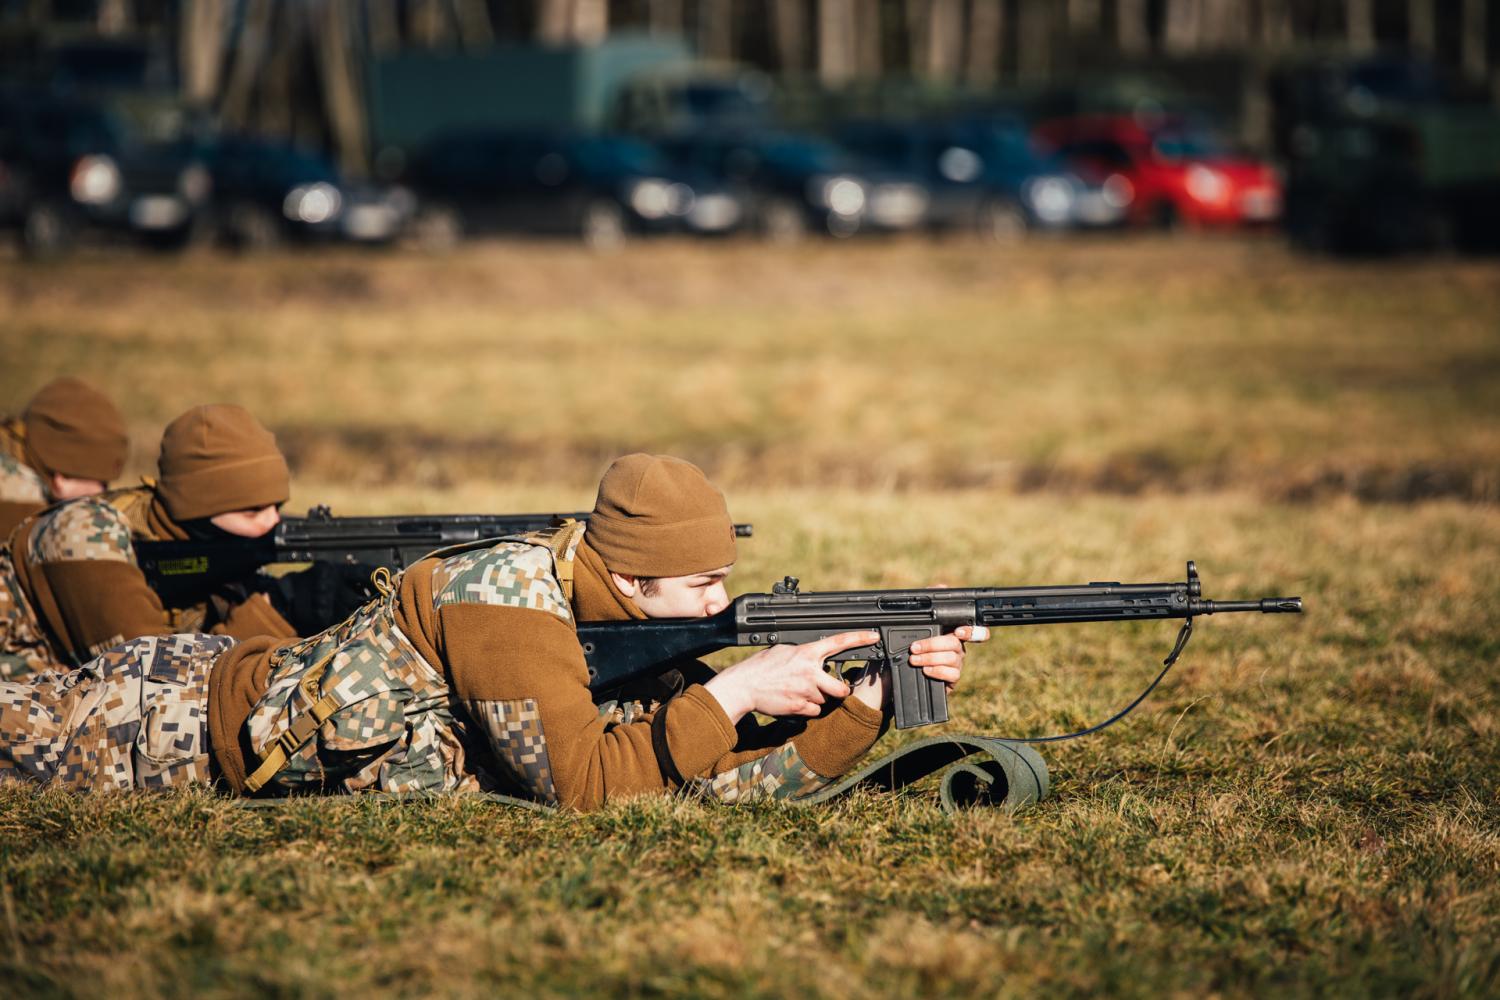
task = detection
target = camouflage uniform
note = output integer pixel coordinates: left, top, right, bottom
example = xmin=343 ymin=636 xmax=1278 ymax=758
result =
xmin=0 ymin=634 xmax=232 ymax=790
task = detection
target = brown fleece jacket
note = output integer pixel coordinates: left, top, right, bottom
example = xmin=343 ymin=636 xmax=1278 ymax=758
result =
xmin=211 ymin=536 xmax=888 ymax=807
xmin=10 ymin=489 xmax=295 ymax=667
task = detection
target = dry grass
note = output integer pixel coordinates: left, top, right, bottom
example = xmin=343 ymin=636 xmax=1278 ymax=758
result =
xmin=2 ymin=237 xmax=1499 ymax=997
xmin=3 ymin=236 xmax=1498 ymax=499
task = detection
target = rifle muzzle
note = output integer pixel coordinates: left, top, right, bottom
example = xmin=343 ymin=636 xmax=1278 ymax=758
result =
xmin=1194 ymin=597 xmax=1303 ymax=614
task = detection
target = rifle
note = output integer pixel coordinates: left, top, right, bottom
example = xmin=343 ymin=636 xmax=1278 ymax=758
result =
xmin=579 ymin=561 xmax=1301 ymax=731
xmin=135 ymin=504 xmax=755 ymax=610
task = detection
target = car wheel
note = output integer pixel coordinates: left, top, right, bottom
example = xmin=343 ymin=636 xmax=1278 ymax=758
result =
xmin=580 ymin=199 xmax=627 ymax=250
xmin=224 ymin=202 xmax=282 ymax=251
xmin=975 ymin=199 xmax=1027 ymax=243
xmin=21 ymin=202 xmax=77 ymax=260
xmin=760 ymin=198 xmax=808 ymax=243
xmin=407 ymin=203 xmax=463 ymax=251
xmin=1152 ymin=200 xmax=1182 ymax=232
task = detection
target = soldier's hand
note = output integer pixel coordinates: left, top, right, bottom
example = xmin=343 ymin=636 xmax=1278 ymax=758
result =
xmin=704 ymin=630 xmax=877 ymax=722
xmin=910 ymin=624 xmax=989 ymax=692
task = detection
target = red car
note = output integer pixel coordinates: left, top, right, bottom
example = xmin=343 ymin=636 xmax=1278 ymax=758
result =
xmin=1032 ymin=114 xmax=1282 ymax=228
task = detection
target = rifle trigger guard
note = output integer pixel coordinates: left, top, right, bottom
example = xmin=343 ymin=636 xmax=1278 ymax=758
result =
xmin=1164 ymin=616 xmax=1194 ymax=667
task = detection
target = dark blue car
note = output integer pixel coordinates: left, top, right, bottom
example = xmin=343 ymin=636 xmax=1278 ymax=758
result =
xmin=207 ymin=135 xmax=414 ymax=249
xmin=406 ymin=129 xmax=742 ymax=247
xmin=652 ymin=129 xmax=929 ymax=240
xmin=835 ymin=117 xmax=1125 ymax=239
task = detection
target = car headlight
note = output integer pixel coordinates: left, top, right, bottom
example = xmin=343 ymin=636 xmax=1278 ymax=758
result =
xmin=70 ymin=155 xmax=121 ymax=205
xmin=1102 ymin=173 xmax=1134 ymax=207
xmin=283 ymin=182 xmax=342 ymax=224
xmin=628 ymin=178 xmax=674 ymax=219
xmin=807 ymin=175 xmax=866 ymax=217
xmin=1024 ymin=176 xmax=1074 ymax=223
xmin=178 ymin=164 xmax=212 ymax=203
xmin=1185 ymin=165 xmax=1229 ymax=204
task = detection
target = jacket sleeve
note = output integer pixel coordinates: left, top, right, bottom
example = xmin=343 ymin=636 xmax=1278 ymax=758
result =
xmin=440 ymin=601 xmax=738 ymax=811
xmin=669 ymin=661 xmax=892 ymax=804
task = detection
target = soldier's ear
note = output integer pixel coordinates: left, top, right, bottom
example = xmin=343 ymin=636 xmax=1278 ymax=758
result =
xmin=609 ymin=571 xmax=638 ymax=598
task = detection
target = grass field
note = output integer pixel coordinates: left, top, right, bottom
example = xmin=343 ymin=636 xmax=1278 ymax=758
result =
xmin=2 ymin=236 xmax=1499 ymax=997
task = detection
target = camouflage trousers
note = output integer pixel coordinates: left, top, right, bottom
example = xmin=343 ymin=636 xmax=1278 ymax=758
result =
xmin=0 ymin=633 xmax=234 ymax=791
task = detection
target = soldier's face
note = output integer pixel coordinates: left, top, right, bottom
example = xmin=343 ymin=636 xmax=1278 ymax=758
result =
xmin=614 ymin=565 xmax=733 ymax=619
xmin=209 ymin=504 xmax=282 ymax=539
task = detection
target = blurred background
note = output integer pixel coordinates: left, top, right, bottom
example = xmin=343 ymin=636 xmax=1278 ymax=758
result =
xmin=1 ymin=0 xmax=1498 ymax=256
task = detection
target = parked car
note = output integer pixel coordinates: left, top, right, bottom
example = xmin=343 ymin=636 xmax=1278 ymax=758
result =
xmin=206 ymin=135 xmax=414 ymax=249
xmin=835 ymin=116 xmax=1126 ymax=238
xmin=653 ymin=130 xmax=928 ymax=240
xmin=1032 ymin=114 xmax=1281 ymax=229
xmin=0 ymin=89 xmax=211 ymax=257
xmin=406 ymin=129 xmax=742 ymax=247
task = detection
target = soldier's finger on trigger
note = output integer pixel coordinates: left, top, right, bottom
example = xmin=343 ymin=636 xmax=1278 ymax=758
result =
xmin=813 ymin=630 xmax=879 ymax=658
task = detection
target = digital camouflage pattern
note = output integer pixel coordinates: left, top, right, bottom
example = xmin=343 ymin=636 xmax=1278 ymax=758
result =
xmin=27 ymin=496 xmax=136 ymax=566
xmin=246 ymin=584 xmax=491 ymax=795
xmin=0 ymin=633 xmax=233 ymax=790
xmin=683 ymin=743 xmax=832 ymax=804
xmin=0 ymin=449 xmax=47 ymax=509
xmin=246 ymin=532 xmax=581 ymax=796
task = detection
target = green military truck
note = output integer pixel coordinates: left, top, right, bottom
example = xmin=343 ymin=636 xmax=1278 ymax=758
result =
xmin=1273 ymin=53 xmax=1500 ymax=253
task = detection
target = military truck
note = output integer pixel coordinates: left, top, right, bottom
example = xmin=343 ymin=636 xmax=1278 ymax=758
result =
xmin=1273 ymin=53 xmax=1500 ymax=253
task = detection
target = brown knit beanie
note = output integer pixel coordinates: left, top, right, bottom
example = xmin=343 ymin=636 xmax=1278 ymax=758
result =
xmin=156 ymin=404 xmax=290 ymax=521
xmin=21 ymin=376 xmax=128 ymax=482
xmin=586 ymin=453 xmax=737 ymax=578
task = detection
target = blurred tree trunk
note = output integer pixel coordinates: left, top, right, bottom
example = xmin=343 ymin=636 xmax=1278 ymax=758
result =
xmin=1016 ymin=0 xmax=1052 ymax=79
xmin=1068 ymin=0 xmax=1101 ymax=36
xmin=1164 ymin=0 xmax=1201 ymax=53
xmin=408 ymin=0 xmax=449 ymax=46
xmin=1259 ymin=0 xmax=1293 ymax=45
xmin=180 ymin=0 xmax=227 ymax=104
xmin=219 ymin=0 xmax=275 ymax=127
xmin=818 ymin=0 xmax=858 ymax=84
xmin=854 ymin=0 xmax=882 ymax=77
xmin=367 ymin=0 xmax=401 ymax=54
xmin=923 ymin=0 xmax=963 ymax=82
xmin=1461 ymin=0 xmax=1487 ymax=82
xmin=97 ymin=0 xmax=132 ymax=34
xmin=1407 ymin=0 xmax=1434 ymax=53
xmin=257 ymin=0 xmax=304 ymax=139
xmin=966 ymin=0 xmax=1003 ymax=85
xmin=697 ymin=0 xmax=734 ymax=59
xmin=318 ymin=0 xmax=368 ymax=175
xmin=454 ymin=0 xmax=495 ymax=47
xmin=1117 ymin=0 xmax=1150 ymax=55
xmin=771 ymin=0 xmax=806 ymax=72
xmin=1202 ymin=0 xmax=1246 ymax=46
xmin=538 ymin=0 xmax=608 ymax=43
xmin=649 ymin=0 xmax=683 ymax=35
xmin=1346 ymin=0 xmax=1374 ymax=52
